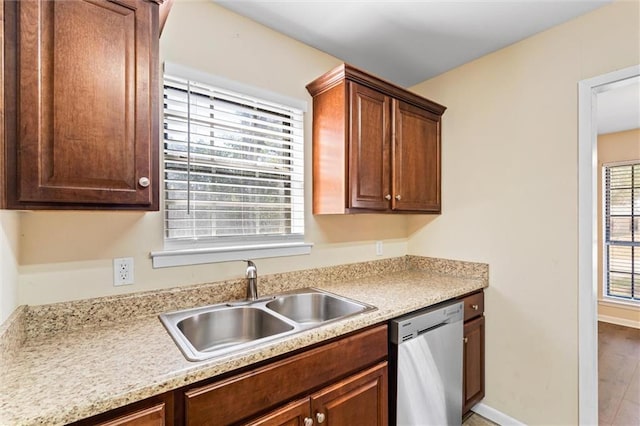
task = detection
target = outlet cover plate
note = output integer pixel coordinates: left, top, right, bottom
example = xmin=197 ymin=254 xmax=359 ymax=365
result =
xmin=113 ymin=257 xmax=134 ymax=286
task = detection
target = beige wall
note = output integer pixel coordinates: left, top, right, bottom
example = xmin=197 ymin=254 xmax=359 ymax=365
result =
xmin=17 ymin=0 xmax=410 ymax=306
xmin=0 ymin=211 xmax=19 ymax=323
xmin=597 ymin=129 xmax=640 ymax=326
xmin=408 ymin=1 xmax=640 ymax=424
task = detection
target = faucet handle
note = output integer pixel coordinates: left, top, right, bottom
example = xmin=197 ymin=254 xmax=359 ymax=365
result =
xmin=244 ymin=260 xmax=258 ymax=301
xmin=245 ymin=260 xmax=257 ymax=278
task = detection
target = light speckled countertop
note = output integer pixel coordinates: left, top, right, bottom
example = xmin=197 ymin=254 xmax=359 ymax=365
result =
xmin=0 ymin=256 xmax=487 ymax=426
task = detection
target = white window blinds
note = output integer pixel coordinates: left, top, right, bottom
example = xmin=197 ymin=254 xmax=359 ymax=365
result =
xmin=163 ymin=72 xmax=304 ymax=246
xmin=604 ymin=162 xmax=639 ymax=302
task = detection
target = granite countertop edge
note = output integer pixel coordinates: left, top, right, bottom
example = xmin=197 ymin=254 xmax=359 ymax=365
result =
xmin=0 ymin=267 xmax=487 ymax=426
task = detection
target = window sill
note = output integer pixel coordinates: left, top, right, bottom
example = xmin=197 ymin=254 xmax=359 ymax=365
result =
xmin=598 ymin=298 xmax=640 ymax=310
xmin=150 ymin=242 xmax=313 ymax=268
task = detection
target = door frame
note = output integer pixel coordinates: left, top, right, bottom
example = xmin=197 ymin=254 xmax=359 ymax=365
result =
xmin=577 ymin=64 xmax=640 ymax=425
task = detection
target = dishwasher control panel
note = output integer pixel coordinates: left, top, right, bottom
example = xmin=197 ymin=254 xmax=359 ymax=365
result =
xmin=389 ymin=300 xmax=463 ymax=344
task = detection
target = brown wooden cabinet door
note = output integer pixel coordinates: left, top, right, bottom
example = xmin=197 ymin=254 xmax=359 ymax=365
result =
xmin=392 ymin=99 xmax=441 ymax=212
xmin=244 ymin=398 xmax=311 ymax=426
xmin=348 ymin=82 xmax=391 ymax=211
xmin=184 ymin=326 xmax=388 ymax=426
xmin=463 ymin=316 xmax=485 ymax=414
xmin=96 ymin=403 xmax=165 ymax=426
xmin=310 ymin=362 xmax=388 ymax=426
xmin=5 ymin=0 xmax=159 ymax=209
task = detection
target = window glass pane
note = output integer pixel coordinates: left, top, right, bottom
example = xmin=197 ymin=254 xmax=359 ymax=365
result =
xmin=609 ymin=166 xmax=633 ymax=188
xmin=604 ymin=163 xmax=639 ymax=302
xmin=608 ymin=245 xmax=633 ymax=273
xmin=163 ymin=73 xmax=304 ymax=243
xmin=608 ymin=188 xmax=633 ymax=215
xmin=607 ymin=272 xmax=633 ymax=299
xmin=608 ymin=216 xmax=633 ymax=242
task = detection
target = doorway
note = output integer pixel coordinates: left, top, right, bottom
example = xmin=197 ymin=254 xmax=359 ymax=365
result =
xmin=578 ymin=64 xmax=640 ymax=425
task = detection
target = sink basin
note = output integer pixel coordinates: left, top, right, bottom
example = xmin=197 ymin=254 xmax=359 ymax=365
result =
xmin=159 ymin=288 xmax=376 ymax=361
xmin=177 ymin=307 xmax=294 ymax=353
xmin=266 ymin=292 xmax=370 ymax=324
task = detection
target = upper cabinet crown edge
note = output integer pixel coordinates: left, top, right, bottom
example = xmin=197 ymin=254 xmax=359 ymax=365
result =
xmin=306 ymin=63 xmax=446 ymax=116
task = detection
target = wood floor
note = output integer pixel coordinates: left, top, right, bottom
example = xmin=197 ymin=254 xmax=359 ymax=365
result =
xmin=598 ymin=321 xmax=640 ymax=426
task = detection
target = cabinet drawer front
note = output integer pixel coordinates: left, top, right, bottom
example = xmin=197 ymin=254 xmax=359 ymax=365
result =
xmin=96 ymin=403 xmax=165 ymax=426
xmin=460 ymin=291 xmax=484 ymax=321
xmin=184 ymin=325 xmax=388 ymax=426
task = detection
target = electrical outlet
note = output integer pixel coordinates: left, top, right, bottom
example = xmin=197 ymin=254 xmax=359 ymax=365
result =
xmin=113 ymin=257 xmax=134 ymax=286
xmin=375 ymin=241 xmax=383 ymax=256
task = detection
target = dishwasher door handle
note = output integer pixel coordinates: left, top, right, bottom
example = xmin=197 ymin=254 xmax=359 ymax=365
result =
xmin=416 ymin=321 xmax=449 ymax=337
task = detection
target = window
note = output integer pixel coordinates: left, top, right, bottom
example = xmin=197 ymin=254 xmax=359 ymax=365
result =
xmin=152 ymin=64 xmax=310 ymax=268
xmin=603 ymin=162 xmax=640 ymax=303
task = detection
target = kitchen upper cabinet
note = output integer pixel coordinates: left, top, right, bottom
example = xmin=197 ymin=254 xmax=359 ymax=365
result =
xmin=2 ymin=0 xmax=160 ymax=210
xmin=306 ymin=63 xmax=445 ymax=214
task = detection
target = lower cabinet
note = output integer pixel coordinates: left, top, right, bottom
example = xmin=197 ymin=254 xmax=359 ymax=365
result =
xmin=463 ymin=317 xmax=485 ymax=414
xmin=68 ymin=394 xmax=173 ymax=426
xmin=67 ymin=295 xmax=484 ymax=426
xmin=95 ymin=404 xmax=166 ymax=426
xmin=246 ymin=362 xmax=388 ymax=426
xmin=459 ymin=290 xmax=486 ymax=415
xmin=244 ymin=399 xmax=310 ymax=426
xmin=184 ymin=325 xmax=388 ymax=426
xmin=312 ymin=363 xmax=387 ymax=426
xmin=68 ymin=325 xmax=387 ymax=426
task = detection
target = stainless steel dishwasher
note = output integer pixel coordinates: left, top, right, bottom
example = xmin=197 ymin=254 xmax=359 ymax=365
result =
xmin=390 ymin=300 xmax=464 ymax=426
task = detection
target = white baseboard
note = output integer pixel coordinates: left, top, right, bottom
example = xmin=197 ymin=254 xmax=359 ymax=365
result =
xmin=598 ymin=314 xmax=640 ymax=329
xmin=472 ymin=402 xmax=527 ymax=425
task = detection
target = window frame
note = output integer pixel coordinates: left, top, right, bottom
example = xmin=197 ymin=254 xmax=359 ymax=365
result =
xmin=602 ymin=160 xmax=639 ymax=305
xmin=151 ymin=63 xmax=312 ymax=268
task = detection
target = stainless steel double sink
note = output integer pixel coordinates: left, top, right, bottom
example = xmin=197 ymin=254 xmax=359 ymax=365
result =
xmin=159 ymin=288 xmax=376 ymax=361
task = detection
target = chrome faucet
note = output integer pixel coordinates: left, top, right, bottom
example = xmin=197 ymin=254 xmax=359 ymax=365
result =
xmin=245 ymin=260 xmax=258 ymax=301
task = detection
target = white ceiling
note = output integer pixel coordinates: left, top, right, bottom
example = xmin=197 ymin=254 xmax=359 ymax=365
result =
xmin=215 ymin=0 xmax=612 ymax=87
xmin=597 ymin=77 xmax=640 ymax=135
xmin=214 ymin=0 xmax=637 ymax=134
